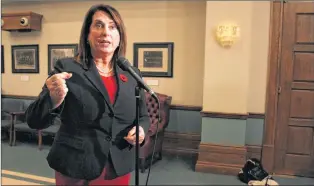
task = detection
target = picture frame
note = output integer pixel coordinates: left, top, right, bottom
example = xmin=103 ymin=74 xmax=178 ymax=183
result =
xmin=11 ymin=45 xmax=39 ymax=73
xmin=133 ymin=42 xmax=174 ymax=77
xmin=48 ymin=44 xmax=78 ymax=74
xmin=1 ymin=45 xmax=4 ymax=73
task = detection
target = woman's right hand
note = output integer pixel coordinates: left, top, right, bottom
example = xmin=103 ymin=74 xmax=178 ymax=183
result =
xmin=46 ymin=72 xmax=72 ymax=109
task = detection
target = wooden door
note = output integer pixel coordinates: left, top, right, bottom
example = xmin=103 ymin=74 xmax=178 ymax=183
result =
xmin=274 ymin=2 xmax=314 ymax=177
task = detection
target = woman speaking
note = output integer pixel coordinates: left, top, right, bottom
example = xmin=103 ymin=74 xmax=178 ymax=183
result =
xmin=25 ymin=4 xmax=150 ymax=185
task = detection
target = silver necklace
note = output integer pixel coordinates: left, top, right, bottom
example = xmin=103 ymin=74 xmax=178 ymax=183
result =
xmin=96 ymin=65 xmax=113 ymax=75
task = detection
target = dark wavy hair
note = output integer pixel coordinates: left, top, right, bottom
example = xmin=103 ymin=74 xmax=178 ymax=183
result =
xmin=75 ymin=4 xmax=127 ymax=67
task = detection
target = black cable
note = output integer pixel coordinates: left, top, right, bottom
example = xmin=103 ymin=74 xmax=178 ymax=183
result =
xmin=145 ymin=96 xmax=161 ymax=186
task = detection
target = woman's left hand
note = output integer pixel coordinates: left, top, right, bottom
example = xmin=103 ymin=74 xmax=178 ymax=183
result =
xmin=124 ymin=126 xmax=145 ymax=145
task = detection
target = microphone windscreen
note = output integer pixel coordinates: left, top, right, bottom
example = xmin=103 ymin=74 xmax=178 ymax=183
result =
xmin=117 ymin=57 xmax=131 ymax=71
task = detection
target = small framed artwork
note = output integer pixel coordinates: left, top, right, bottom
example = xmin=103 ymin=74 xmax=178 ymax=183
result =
xmin=11 ymin=45 xmax=39 ymax=73
xmin=133 ymin=42 xmax=174 ymax=77
xmin=48 ymin=44 xmax=78 ymax=74
xmin=1 ymin=45 xmax=4 ymax=73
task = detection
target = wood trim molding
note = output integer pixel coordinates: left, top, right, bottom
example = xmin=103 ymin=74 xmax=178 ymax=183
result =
xmin=2 ymin=94 xmax=37 ymax=100
xmin=195 ymin=143 xmax=247 ymax=175
xmin=170 ymin=104 xmax=202 ymax=111
xmin=246 ymin=145 xmax=262 ymax=160
xmin=201 ymin=111 xmax=265 ymax=120
xmin=248 ymin=113 xmax=265 ymax=119
xmin=195 ymin=143 xmax=262 ymax=175
xmin=162 ymin=131 xmax=201 ymax=157
xmin=1 ymin=95 xmax=265 ymax=120
xmin=262 ymin=1 xmax=283 ymax=173
xmin=201 ymin=111 xmax=247 ymax=120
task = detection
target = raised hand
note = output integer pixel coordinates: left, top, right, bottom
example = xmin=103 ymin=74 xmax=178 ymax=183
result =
xmin=45 ymin=72 xmax=72 ymax=109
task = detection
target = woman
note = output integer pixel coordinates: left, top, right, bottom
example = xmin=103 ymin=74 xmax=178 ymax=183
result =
xmin=25 ymin=4 xmax=150 ymax=185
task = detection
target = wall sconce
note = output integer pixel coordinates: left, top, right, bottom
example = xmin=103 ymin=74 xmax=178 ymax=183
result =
xmin=215 ymin=23 xmax=240 ymax=48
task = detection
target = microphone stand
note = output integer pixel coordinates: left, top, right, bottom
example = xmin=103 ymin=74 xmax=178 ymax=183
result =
xmin=135 ymin=86 xmax=141 ymax=186
xmin=135 ymin=85 xmax=160 ymax=186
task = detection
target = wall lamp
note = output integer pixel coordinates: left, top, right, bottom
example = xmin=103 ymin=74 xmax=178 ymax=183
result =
xmin=215 ymin=23 xmax=240 ymax=48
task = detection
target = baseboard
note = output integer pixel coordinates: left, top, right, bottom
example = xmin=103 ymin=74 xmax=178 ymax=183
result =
xmin=261 ymin=144 xmax=275 ymax=172
xmin=195 ymin=143 xmax=247 ymax=175
xmin=246 ymin=145 xmax=262 ymax=160
xmin=162 ymin=134 xmax=263 ymax=175
xmin=162 ymin=131 xmax=201 ymax=157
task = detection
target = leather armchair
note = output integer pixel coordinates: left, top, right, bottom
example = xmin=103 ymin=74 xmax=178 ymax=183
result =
xmin=139 ymin=92 xmax=172 ymax=173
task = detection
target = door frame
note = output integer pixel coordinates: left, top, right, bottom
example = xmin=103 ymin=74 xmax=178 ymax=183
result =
xmin=261 ymin=1 xmax=284 ymax=173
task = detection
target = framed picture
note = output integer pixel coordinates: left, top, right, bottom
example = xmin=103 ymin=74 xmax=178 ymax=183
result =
xmin=133 ymin=42 xmax=174 ymax=77
xmin=11 ymin=45 xmax=39 ymax=73
xmin=1 ymin=45 xmax=4 ymax=73
xmin=48 ymin=44 xmax=78 ymax=74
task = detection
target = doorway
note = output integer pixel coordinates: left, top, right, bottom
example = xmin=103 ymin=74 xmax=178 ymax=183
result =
xmin=262 ymin=1 xmax=314 ymax=177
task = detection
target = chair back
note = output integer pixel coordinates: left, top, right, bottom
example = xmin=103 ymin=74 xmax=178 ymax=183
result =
xmin=145 ymin=92 xmax=172 ymax=135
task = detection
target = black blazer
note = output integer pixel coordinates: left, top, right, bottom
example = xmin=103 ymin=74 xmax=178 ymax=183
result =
xmin=25 ymin=58 xmax=150 ymax=180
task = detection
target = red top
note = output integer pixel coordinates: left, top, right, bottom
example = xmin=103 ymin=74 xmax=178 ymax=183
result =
xmin=101 ymin=75 xmax=117 ymax=104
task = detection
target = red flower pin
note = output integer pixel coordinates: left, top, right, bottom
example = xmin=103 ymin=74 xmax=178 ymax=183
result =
xmin=120 ymin=74 xmax=128 ymax=82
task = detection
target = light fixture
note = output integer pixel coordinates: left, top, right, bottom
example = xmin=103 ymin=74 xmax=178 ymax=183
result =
xmin=215 ymin=23 xmax=240 ymax=48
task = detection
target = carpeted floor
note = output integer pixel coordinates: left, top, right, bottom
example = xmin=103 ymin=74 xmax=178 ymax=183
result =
xmin=2 ymin=139 xmax=314 ymax=185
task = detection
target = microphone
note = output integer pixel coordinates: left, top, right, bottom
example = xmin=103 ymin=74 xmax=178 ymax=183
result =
xmin=117 ymin=57 xmax=156 ymax=98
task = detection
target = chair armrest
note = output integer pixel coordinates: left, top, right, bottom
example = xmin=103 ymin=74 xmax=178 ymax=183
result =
xmin=3 ymin=111 xmax=26 ymax=124
xmin=10 ymin=111 xmax=25 ymax=116
xmin=2 ymin=110 xmax=11 ymax=115
xmin=2 ymin=111 xmax=25 ymax=116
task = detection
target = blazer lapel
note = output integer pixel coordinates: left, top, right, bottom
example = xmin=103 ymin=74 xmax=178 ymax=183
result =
xmin=112 ymin=64 xmax=126 ymax=107
xmin=83 ymin=61 xmax=114 ymax=112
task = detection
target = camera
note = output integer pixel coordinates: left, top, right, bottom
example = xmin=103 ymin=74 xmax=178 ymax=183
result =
xmin=20 ymin=17 xmax=29 ymax=26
